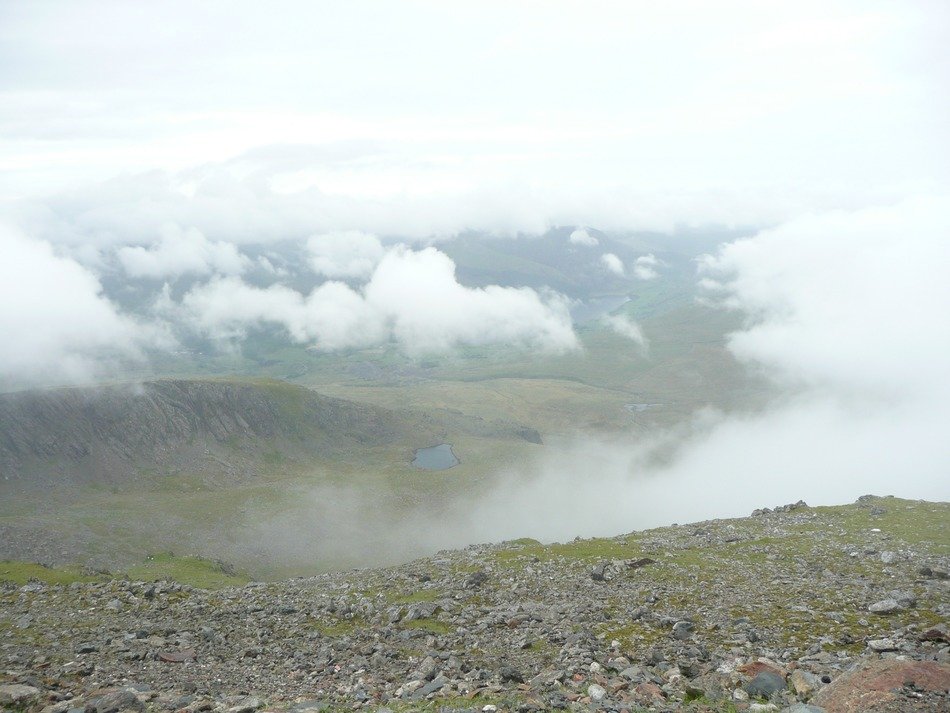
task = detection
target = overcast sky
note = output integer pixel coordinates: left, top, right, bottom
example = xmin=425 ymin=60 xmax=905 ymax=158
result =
xmin=1 ymin=0 xmax=947 ymax=232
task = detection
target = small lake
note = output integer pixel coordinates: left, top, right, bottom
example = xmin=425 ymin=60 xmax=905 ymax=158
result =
xmin=412 ymin=443 xmax=459 ymax=470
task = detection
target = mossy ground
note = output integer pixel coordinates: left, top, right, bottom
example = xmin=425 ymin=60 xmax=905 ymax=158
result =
xmin=0 ymin=554 xmax=247 ymax=590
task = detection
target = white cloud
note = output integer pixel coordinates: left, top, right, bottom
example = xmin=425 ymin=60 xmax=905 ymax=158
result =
xmin=182 ymin=277 xmax=386 ymax=351
xmin=117 ymin=224 xmax=249 ymax=278
xmin=600 ymin=252 xmax=624 ymax=276
xmin=454 ymin=198 xmax=950 ymax=541
xmin=2 ymin=3 xmax=947 ymax=239
xmin=181 ymin=245 xmax=578 ymax=355
xmin=633 ymin=253 xmax=659 ymax=280
xmin=700 ymin=196 xmax=950 ymax=398
xmin=568 ymin=228 xmax=598 ymax=246
xmin=0 ymin=227 xmax=170 ymax=385
xmin=307 ymin=230 xmax=384 ymax=279
xmin=601 ymin=314 xmax=648 ymax=352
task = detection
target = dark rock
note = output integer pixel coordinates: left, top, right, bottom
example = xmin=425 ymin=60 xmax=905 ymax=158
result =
xmin=672 ymin=621 xmax=695 ymax=640
xmin=498 ymin=665 xmax=524 ymax=683
xmin=88 ymin=689 xmax=144 ymax=713
xmin=746 ymin=671 xmax=786 ymax=698
xmin=465 ymin=570 xmax=488 ymax=588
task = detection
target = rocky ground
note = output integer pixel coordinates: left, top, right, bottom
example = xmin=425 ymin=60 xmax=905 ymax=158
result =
xmin=2 ymin=496 xmax=948 ymax=712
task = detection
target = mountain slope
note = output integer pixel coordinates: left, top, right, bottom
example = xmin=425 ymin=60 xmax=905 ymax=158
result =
xmin=0 ymin=497 xmax=947 ymax=712
xmin=0 ymin=378 xmax=436 ymax=491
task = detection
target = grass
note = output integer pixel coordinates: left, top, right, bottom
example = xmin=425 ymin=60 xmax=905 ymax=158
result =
xmin=399 ymin=618 xmax=454 ymax=635
xmin=495 ymin=535 xmax=643 ymax=565
xmin=0 ymin=560 xmax=104 ymax=586
xmin=391 ymin=589 xmax=443 ymax=604
xmin=307 ymin=616 xmax=367 ymax=637
xmin=125 ymin=553 xmax=248 ymax=589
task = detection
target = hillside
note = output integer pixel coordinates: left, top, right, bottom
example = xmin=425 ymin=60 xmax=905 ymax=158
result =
xmin=1 ymin=497 xmax=947 ymax=712
xmin=0 ymin=379 xmax=440 ymax=492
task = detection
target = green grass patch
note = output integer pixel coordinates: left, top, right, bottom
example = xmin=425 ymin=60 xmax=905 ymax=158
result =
xmin=0 ymin=560 xmax=105 ymax=586
xmin=495 ymin=536 xmax=642 ymax=565
xmin=391 ymin=589 xmax=443 ymax=604
xmin=399 ymin=618 xmax=454 ymax=635
xmin=308 ymin=616 xmax=367 ymax=637
xmin=126 ymin=553 xmax=248 ymax=589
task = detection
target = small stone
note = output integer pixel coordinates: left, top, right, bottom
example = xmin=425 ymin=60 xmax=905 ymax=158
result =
xmin=481 ymin=706 xmax=497 ymax=713
xmin=779 ymin=705 xmax=826 ymax=713
xmin=226 ymin=696 xmax=263 ymax=713
xmin=789 ymin=669 xmax=820 ymax=697
xmin=867 ymin=638 xmax=898 ymax=652
xmin=880 ymin=551 xmax=897 ymax=564
xmin=497 ymin=664 xmax=523 ymax=683
xmin=466 ymin=570 xmax=489 ymax=588
xmin=89 ymin=689 xmax=145 ymax=713
xmin=587 ymin=683 xmax=607 ymax=702
xmin=920 ymin=623 xmax=949 ymax=642
xmin=746 ymin=671 xmax=786 ymax=699
xmin=591 ymin=563 xmax=608 ymax=581
xmin=868 ymin=598 xmax=901 ymax=614
xmin=0 ymin=685 xmax=42 ymax=707
xmin=672 ymin=620 xmax=695 ymax=640
xmin=76 ymin=642 xmax=98 ymax=653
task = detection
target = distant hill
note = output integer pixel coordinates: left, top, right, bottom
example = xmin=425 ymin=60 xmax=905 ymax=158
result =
xmin=0 ymin=378 xmax=437 ymax=491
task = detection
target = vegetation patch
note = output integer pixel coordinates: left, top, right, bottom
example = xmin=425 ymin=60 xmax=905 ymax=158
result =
xmin=126 ymin=553 xmax=248 ymax=589
xmin=399 ymin=618 xmax=454 ymax=635
xmin=0 ymin=560 xmax=105 ymax=586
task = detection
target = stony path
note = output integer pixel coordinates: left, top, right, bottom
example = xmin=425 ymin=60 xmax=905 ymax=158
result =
xmin=2 ymin=497 xmax=948 ymax=712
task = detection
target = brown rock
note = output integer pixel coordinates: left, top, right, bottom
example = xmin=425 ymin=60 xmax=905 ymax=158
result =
xmin=158 ymin=648 xmax=197 ymax=663
xmin=812 ymin=658 xmax=950 ymax=712
xmin=634 ymin=682 xmax=665 ymax=701
xmin=738 ymin=661 xmax=786 ymax=679
xmin=920 ymin=623 xmax=949 ymax=643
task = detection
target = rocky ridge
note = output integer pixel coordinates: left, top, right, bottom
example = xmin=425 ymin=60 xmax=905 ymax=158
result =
xmin=1 ymin=496 xmax=948 ymax=712
xmin=0 ymin=379 xmax=431 ymax=491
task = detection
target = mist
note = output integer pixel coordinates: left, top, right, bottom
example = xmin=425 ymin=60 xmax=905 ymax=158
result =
xmin=221 ymin=198 xmax=950 ymax=569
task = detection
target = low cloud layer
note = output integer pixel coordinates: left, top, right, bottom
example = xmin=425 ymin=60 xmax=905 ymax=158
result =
xmin=118 ymin=224 xmax=250 ymax=278
xmin=181 ymin=244 xmax=578 ymax=355
xmin=568 ymin=228 xmax=599 ymax=247
xmin=633 ymin=254 xmax=660 ymax=280
xmin=600 ymin=252 xmax=625 ymax=276
xmin=482 ymin=197 xmax=950 ymax=533
xmin=0 ymin=228 xmax=170 ymax=385
xmin=601 ymin=314 xmax=648 ymax=352
xmin=307 ymin=230 xmax=385 ymax=279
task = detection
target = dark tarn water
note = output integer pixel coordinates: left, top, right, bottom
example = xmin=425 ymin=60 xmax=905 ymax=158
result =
xmin=412 ymin=443 xmax=459 ymax=470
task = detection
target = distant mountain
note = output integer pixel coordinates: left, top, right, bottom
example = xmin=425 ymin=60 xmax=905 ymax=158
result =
xmin=0 ymin=378 xmax=436 ymax=491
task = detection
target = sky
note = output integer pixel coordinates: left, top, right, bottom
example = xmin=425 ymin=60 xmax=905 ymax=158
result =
xmin=0 ymin=0 xmax=948 ymax=546
xmin=0 ymin=0 xmax=946 ymax=380
xmin=1 ymin=1 xmax=947 ymax=229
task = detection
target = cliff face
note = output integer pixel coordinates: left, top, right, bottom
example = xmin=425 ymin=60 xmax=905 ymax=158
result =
xmin=0 ymin=379 xmax=425 ymax=490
